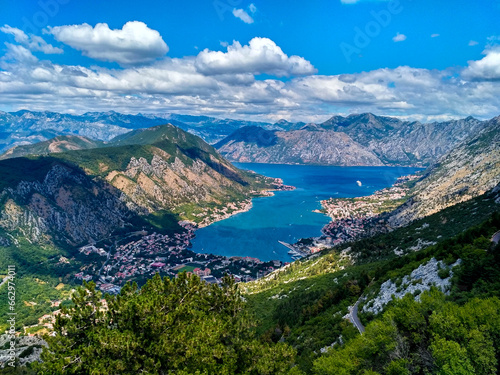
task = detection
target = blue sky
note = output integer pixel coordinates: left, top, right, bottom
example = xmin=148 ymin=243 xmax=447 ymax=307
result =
xmin=1 ymin=0 xmax=500 ymax=122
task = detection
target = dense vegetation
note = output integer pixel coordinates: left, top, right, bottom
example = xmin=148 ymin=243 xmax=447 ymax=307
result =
xmin=312 ymin=214 xmax=500 ymax=374
xmin=244 ymin=198 xmax=500 ymax=373
xmin=34 ymin=274 xmax=297 ymax=374
xmin=313 ymin=290 xmax=500 ymax=374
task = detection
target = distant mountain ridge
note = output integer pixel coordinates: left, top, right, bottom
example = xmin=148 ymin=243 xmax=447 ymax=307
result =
xmin=0 ymin=110 xmax=275 ymax=154
xmin=215 ymin=126 xmax=383 ymax=166
xmin=216 ymin=113 xmax=488 ymax=167
xmin=0 ymin=110 xmax=492 ymax=167
xmin=0 ymin=135 xmax=103 ymax=160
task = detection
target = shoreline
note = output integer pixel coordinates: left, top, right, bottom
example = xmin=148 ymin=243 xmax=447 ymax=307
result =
xmin=234 ymin=161 xmax=428 ymax=168
xmin=285 ymin=173 xmax=422 ymax=258
xmin=195 ymin=180 xmax=296 ymax=228
xmin=196 ymin=199 xmax=254 ymax=228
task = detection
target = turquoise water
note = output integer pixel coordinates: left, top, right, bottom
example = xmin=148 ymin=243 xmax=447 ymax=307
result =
xmin=191 ymin=164 xmax=421 ymax=262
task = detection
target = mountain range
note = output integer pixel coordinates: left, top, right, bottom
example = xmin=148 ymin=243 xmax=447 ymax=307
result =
xmin=216 ymin=113 xmax=487 ymax=167
xmin=0 ymin=110 xmax=274 ymax=154
xmin=0 ymin=110 xmax=491 ymax=168
xmin=1 ymin=112 xmax=500 ymax=374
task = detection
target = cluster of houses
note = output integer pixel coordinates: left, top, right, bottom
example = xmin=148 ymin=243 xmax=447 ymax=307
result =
xmin=315 ymin=174 xmax=421 ymax=249
xmin=321 ymin=185 xmax=408 ymax=221
xmin=322 ymin=216 xmax=376 ymax=245
xmin=79 ymin=245 xmax=107 ymax=257
xmin=73 ymin=223 xmax=285 ymax=295
xmin=74 ymin=272 xmax=93 ymax=282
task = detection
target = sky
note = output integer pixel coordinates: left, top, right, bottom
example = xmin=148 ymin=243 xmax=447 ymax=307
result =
xmin=1 ymin=0 xmax=500 ymax=122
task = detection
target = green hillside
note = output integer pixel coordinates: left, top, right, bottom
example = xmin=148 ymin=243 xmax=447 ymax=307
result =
xmin=242 ymin=186 xmax=500 ymax=372
xmin=0 ymin=123 xmax=278 ymax=335
xmin=0 ymin=135 xmax=104 ymax=160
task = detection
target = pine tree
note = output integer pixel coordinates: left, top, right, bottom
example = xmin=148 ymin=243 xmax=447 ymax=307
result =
xmin=35 ymin=274 xmax=296 ymax=374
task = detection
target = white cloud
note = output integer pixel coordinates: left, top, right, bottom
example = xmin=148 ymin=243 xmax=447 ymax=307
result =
xmin=431 ymin=34 xmax=440 ymax=38
xmin=232 ymin=8 xmax=254 ymax=24
xmin=1 ymin=43 xmax=38 ymax=64
xmin=194 ymin=37 xmax=317 ymax=77
xmin=47 ymin=21 xmax=168 ymax=65
xmin=2 ymin=32 xmax=500 ymax=122
xmin=0 ymin=25 xmax=62 ymax=54
xmin=469 ymin=40 xmax=479 ymax=46
xmin=463 ymin=48 xmax=500 ymax=81
xmin=393 ymin=33 xmax=407 ymax=42
xmin=249 ymin=3 xmax=257 ymax=13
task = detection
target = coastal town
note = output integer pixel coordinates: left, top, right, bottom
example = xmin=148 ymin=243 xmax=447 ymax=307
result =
xmin=73 ymin=180 xmax=295 ymax=295
xmin=74 ymin=221 xmax=287 ymax=295
xmin=320 ymin=174 xmax=420 ymax=244
xmin=284 ymin=174 xmax=421 ymax=255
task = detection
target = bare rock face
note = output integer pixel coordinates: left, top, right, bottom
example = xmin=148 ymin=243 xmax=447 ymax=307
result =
xmin=0 ymin=163 xmax=136 ymax=246
xmin=388 ymin=116 xmax=500 ymax=227
xmin=216 ymin=114 xmax=488 ymax=167
xmin=217 ymin=127 xmax=383 ymax=166
xmin=107 ymin=151 xmax=251 ymax=214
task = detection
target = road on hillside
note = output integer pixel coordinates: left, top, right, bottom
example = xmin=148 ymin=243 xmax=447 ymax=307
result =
xmin=349 ymin=298 xmax=365 ymax=334
xmin=492 ymin=231 xmax=500 ymax=245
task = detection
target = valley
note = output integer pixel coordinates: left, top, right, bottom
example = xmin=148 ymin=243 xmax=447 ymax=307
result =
xmin=2 ymin=2 xmax=500 ymax=373
xmin=0 ymin=112 xmax=499 ymax=375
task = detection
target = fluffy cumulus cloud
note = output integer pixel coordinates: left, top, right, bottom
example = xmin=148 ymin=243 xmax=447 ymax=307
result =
xmin=195 ymin=37 xmax=317 ymax=77
xmin=2 ymin=27 xmax=500 ymax=122
xmin=47 ymin=21 xmax=168 ymax=65
xmin=463 ymin=48 xmax=500 ymax=81
xmin=0 ymin=25 xmax=62 ymax=54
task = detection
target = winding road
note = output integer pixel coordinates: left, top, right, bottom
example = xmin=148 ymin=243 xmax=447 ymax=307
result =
xmin=345 ymin=230 xmax=500 ymax=336
xmin=348 ymin=298 xmax=365 ymax=334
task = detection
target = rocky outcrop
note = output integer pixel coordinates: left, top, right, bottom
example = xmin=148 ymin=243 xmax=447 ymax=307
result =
xmin=388 ymin=116 xmax=500 ymax=227
xmin=0 ymin=163 xmax=138 ymax=245
xmin=363 ymin=258 xmax=461 ymax=315
xmin=107 ymin=152 xmax=252 ymax=214
xmin=0 ymin=335 xmax=47 ymax=368
xmin=216 ymin=127 xmax=383 ymax=166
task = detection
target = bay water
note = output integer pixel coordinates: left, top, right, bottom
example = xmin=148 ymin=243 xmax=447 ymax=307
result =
xmin=191 ymin=164 xmax=421 ymax=262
